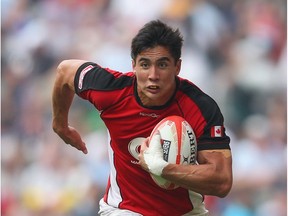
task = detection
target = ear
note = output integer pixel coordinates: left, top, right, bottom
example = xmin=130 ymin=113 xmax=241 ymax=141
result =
xmin=175 ymin=59 xmax=182 ymax=76
xmin=132 ymin=59 xmax=136 ymax=72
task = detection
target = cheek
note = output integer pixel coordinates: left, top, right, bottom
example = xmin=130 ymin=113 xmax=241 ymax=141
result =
xmin=162 ymin=71 xmax=176 ymax=83
xmin=135 ymin=71 xmax=147 ymax=83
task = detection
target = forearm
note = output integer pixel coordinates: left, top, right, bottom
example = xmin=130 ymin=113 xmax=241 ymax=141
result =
xmin=52 ymin=62 xmax=75 ymax=133
xmin=161 ymin=151 xmax=232 ymax=197
xmin=51 ymin=60 xmax=89 ymax=154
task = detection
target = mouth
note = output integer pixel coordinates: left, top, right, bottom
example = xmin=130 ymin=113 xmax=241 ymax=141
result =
xmin=148 ymin=85 xmax=159 ymax=90
xmin=147 ymin=85 xmax=160 ymax=93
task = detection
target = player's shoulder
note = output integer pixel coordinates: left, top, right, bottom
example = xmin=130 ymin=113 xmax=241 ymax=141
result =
xmin=178 ymin=77 xmax=218 ymax=107
xmin=75 ymin=62 xmax=135 ymax=93
xmin=77 ymin=62 xmax=134 ymax=77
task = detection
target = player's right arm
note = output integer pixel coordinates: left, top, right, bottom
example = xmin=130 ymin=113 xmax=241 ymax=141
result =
xmin=52 ymin=59 xmax=88 ymax=154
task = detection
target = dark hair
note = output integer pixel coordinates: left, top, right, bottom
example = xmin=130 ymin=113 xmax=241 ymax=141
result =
xmin=131 ymin=20 xmax=183 ymax=63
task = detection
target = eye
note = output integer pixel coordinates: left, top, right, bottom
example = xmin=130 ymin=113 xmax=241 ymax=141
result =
xmin=158 ymin=62 xmax=168 ymax=69
xmin=140 ymin=62 xmax=149 ymax=69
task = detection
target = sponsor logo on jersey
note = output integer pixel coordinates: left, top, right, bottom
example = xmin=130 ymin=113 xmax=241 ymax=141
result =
xmin=78 ymin=65 xmax=94 ymax=89
xmin=128 ymin=137 xmax=145 ymax=164
xmin=210 ymin=126 xmax=224 ymax=137
xmin=139 ymin=112 xmax=159 ymax=118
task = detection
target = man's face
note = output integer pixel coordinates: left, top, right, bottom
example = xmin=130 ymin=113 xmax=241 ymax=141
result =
xmin=132 ymin=46 xmax=181 ymax=107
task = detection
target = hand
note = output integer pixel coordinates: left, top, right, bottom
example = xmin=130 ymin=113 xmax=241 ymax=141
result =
xmin=56 ymin=125 xmax=88 ymax=154
xmin=139 ymin=132 xmax=168 ymax=176
xmin=138 ymin=137 xmax=150 ymax=172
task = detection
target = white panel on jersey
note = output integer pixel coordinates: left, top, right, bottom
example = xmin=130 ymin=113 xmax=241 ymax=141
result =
xmin=182 ymin=190 xmax=209 ymax=215
xmin=106 ymin=131 xmax=123 ymax=207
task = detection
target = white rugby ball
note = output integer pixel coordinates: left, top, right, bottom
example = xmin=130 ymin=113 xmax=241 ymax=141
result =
xmin=149 ymin=115 xmax=197 ymax=190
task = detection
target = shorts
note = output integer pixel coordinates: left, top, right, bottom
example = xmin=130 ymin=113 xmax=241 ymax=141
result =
xmin=98 ymin=199 xmax=142 ymax=216
xmin=98 ymin=198 xmax=209 ymax=216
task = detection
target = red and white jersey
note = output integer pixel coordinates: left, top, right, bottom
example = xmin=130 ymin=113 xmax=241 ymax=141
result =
xmin=74 ymin=62 xmax=230 ymax=216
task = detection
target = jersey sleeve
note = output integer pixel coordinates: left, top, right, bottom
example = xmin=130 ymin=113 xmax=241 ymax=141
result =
xmin=74 ymin=62 xmax=134 ymax=111
xmin=74 ymin=62 xmax=98 ymax=96
xmin=196 ymin=97 xmax=231 ymax=151
xmin=179 ymin=79 xmax=230 ymax=151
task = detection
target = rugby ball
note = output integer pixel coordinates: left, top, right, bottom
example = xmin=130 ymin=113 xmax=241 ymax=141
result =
xmin=149 ymin=115 xmax=197 ymax=190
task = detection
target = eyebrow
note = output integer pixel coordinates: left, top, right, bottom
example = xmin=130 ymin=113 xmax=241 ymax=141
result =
xmin=138 ymin=57 xmax=171 ymax=63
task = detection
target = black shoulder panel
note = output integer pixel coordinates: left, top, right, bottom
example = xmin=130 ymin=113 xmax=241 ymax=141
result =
xmin=74 ymin=62 xmax=134 ymax=95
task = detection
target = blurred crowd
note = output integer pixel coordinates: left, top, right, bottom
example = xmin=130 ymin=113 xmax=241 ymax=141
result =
xmin=1 ymin=0 xmax=287 ymax=215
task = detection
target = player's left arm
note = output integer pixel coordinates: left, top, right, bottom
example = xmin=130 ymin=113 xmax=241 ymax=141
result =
xmin=161 ymin=149 xmax=232 ymax=197
xmin=139 ymin=135 xmax=232 ymax=197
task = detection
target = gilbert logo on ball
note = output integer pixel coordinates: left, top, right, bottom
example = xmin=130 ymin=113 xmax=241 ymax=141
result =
xmin=149 ymin=115 xmax=197 ymax=190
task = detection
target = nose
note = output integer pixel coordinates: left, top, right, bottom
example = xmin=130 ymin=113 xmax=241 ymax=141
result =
xmin=148 ymin=66 xmax=159 ymax=81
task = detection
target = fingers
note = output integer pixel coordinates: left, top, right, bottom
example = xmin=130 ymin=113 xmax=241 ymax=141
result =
xmin=147 ymin=132 xmax=162 ymax=152
xmin=142 ymin=131 xmax=168 ymax=176
xmin=81 ymin=143 xmax=88 ymax=154
xmin=139 ymin=137 xmax=152 ymax=172
xmin=64 ymin=126 xmax=88 ymax=154
xmin=72 ymin=141 xmax=88 ymax=154
xmin=140 ymin=137 xmax=150 ymax=152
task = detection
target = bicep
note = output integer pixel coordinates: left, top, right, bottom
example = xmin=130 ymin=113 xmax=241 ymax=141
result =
xmin=56 ymin=59 xmax=87 ymax=91
xmin=197 ymin=149 xmax=232 ymax=176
